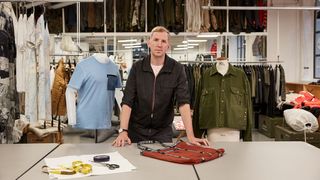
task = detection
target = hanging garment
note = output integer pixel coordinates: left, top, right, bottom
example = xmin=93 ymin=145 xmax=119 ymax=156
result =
xmin=25 ymin=13 xmax=38 ymax=124
xmin=68 ymin=56 xmax=121 ymax=129
xmin=210 ymin=40 xmax=218 ymax=58
xmin=0 ymin=3 xmax=18 ymax=143
xmin=16 ymin=14 xmax=27 ymax=92
xmin=36 ymin=15 xmax=51 ymax=120
xmin=163 ymin=0 xmax=175 ymax=31
xmin=193 ymin=64 xmax=252 ymax=141
xmin=186 ymin=0 xmax=201 ymax=32
xmin=51 ymin=59 xmax=70 ymax=116
xmin=200 ymin=0 xmax=210 ymax=32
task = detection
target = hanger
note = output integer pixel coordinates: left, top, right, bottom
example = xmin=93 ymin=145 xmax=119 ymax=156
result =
xmin=32 ymin=0 xmax=35 ymax=15
xmin=68 ymin=58 xmax=72 ymax=69
xmin=42 ymin=0 xmax=46 ymax=15
xmin=73 ymin=58 xmax=77 ymax=67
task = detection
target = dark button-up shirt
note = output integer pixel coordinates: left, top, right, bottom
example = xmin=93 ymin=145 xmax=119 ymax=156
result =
xmin=122 ymin=55 xmax=190 ymax=142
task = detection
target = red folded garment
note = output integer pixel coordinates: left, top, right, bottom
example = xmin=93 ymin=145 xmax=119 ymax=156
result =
xmin=139 ymin=141 xmax=224 ymax=164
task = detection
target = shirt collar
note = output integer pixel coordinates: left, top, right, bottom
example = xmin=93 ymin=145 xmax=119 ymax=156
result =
xmin=142 ymin=54 xmax=174 ymax=73
xmin=209 ymin=63 xmax=237 ymax=76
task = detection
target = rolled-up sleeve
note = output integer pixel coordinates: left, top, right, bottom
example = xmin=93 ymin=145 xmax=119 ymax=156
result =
xmin=121 ymin=63 xmax=137 ymax=108
xmin=175 ymin=65 xmax=190 ymax=106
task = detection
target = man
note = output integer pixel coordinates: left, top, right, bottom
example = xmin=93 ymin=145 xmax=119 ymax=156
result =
xmin=113 ymin=26 xmax=209 ymax=147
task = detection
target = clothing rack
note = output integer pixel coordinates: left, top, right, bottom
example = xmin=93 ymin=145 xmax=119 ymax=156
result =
xmin=50 ymin=54 xmax=84 ymax=56
xmin=179 ymin=60 xmax=284 ymax=64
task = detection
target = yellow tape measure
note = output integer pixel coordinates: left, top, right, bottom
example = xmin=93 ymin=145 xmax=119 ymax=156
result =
xmin=42 ymin=160 xmax=92 ymax=175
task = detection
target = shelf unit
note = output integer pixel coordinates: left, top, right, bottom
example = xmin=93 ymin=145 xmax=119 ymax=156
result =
xmin=286 ymin=82 xmax=320 ymax=98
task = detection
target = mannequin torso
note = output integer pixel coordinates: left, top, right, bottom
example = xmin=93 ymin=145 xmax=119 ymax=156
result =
xmin=216 ymin=59 xmax=229 ymax=76
xmin=93 ymin=53 xmax=110 ymax=64
xmin=208 ymin=57 xmax=240 ymax=142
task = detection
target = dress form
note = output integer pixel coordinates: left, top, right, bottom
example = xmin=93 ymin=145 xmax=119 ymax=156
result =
xmin=207 ymin=57 xmax=240 ymax=143
xmin=216 ymin=57 xmax=229 ymax=76
xmin=93 ymin=53 xmax=109 ymax=64
xmin=66 ymin=53 xmax=109 ymax=125
xmin=66 ymin=54 xmax=116 ymax=143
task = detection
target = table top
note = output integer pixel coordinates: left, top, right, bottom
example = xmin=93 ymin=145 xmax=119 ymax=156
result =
xmin=195 ymin=141 xmax=320 ymax=180
xmin=0 ymin=143 xmax=58 ymax=180
xmin=20 ymin=143 xmax=198 ymax=180
xmin=15 ymin=141 xmax=320 ymax=180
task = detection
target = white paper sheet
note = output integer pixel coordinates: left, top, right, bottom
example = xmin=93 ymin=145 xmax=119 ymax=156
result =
xmin=45 ymin=151 xmax=136 ymax=179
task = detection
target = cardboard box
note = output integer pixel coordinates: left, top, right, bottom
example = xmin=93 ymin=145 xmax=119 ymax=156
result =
xmin=27 ymin=131 xmax=63 ymax=143
xmin=258 ymin=115 xmax=284 ymax=138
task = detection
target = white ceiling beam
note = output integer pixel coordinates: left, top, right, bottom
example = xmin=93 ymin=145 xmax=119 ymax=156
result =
xmin=48 ymin=2 xmax=76 ymax=9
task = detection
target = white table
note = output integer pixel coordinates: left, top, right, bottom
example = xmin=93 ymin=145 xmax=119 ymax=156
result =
xmin=195 ymin=141 xmax=320 ymax=180
xmin=20 ymin=143 xmax=198 ymax=180
xmin=0 ymin=143 xmax=58 ymax=180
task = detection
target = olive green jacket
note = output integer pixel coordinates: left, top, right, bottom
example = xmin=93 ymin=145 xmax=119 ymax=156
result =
xmin=193 ymin=64 xmax=252 ymax=141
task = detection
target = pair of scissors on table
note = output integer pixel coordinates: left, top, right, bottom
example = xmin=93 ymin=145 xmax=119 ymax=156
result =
xmin=91 ymin=155 xmax=120 ymax=170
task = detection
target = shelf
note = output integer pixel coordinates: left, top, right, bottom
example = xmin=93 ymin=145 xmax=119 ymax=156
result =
xmin=202 ymin=6 xmax=320 ymax=11
xmin=56 ymin=32 xmax=268 ymax=38
xmin=286 ymin=82 xmax=320 ymax=98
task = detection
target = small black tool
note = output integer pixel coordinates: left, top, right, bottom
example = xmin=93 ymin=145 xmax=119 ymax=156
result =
xmin=93 ymin=155 xmax=110 ymax=162
xmin=105 ymin=163 xmax=120 ymax=170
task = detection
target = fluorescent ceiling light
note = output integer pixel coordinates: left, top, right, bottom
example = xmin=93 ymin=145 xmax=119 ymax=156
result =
xmin=177 ymin=44 xmax=188 ymax=47
xmin=197 ymin=34 xmax=219 ymax=38
xmin=187 ymin=39 xmax=208 ymax=43
xmin=188 ymin=43 xmax=199 ymax=46
xmin=173 ymin=47 xmax=188 ymax=50
xmin=124 ymin=45 xmax=141 ymax=49
xmin=178 ymin=43 xmax=199 ymax=47
xmin=118 ymin=39 xmax=137 ymax=43
xmin=122 ymin=42 xmax=141 ymax=46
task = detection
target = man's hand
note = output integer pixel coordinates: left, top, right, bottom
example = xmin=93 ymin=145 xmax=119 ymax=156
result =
xmin=112 ymin=132 xmax=132 ymax=147
xmin=188 ymin=136 xmax=209 ymax=146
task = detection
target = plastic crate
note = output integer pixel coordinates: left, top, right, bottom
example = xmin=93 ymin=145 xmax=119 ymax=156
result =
xmin=274 ymin=125 xmax=320 ymax=148
xmin=258 ymin=115 xmax=284 ymax=138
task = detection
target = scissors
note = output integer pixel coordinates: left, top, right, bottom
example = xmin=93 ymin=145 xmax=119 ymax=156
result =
xmin=92 ymin=161 xmax=120 ymax=170
xmin=91 ymin=155 xmax=120 ymax=170
xmin=104 ymin=163 xmax=120 ymax=170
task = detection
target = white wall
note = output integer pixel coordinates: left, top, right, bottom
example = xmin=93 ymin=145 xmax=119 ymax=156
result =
xmin=268 ymin=0 xmax=315 ymax=82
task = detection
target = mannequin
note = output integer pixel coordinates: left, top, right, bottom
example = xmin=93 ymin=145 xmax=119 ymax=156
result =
xmin=66 ymin=53 xmax=121 ymax=142
xmin=207 ymin=57 xmax=240 ymax=142
xmin=92 ymin=53 xmax=110 ymax=63
xmin=216 ymin=56 xmax=229 ymax=76
xmin=66 ymin=53 xmax=110 ymax=125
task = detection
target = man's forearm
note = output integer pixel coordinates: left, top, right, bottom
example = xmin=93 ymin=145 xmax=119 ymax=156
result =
xmin=120 ymin=104 xmax=132 ymax=129
xmin=179 ymin=104 xmax=196 ymax=139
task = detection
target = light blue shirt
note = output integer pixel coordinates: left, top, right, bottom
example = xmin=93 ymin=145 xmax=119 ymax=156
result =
xmin=68 ymin=56 xmax=121 ymax=129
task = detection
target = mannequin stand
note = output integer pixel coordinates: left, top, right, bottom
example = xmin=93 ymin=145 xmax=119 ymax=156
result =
xmin=95 ymin=129 xmax=98 ymax=143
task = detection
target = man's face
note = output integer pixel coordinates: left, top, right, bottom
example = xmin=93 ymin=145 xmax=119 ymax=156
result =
xmin=147 ymin=32 xmax=170 ymax=58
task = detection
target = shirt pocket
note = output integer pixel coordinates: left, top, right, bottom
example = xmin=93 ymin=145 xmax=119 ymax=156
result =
xmin=200 ymin=88 xmax=216 ymax=107
xmin=230 ymin=87 xmax=247 ymax=126
xmin=230 ymin=87 xmax=245 ymax=106
xmin=107 ymin=74 xmax=118 ymax=91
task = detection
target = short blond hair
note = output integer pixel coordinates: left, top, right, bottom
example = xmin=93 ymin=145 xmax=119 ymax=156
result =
xmin=150 ymin=26 xmax=170 ymax=40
